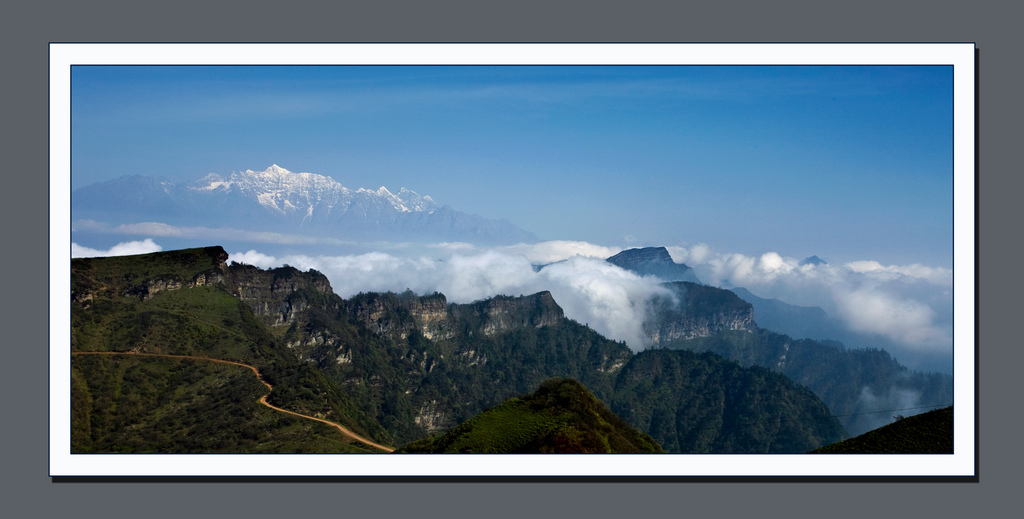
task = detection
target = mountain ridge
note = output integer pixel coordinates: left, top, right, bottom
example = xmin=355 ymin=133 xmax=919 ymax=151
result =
xmin=606 ymin=246 xmax=701 ymax=283
xmin=71 ymin=246 xmax=847 ymax=453
xmin=397 ymin=378 xmax=665 ymax=453
xmin=73 ymin=165 xmax=538 ymax=245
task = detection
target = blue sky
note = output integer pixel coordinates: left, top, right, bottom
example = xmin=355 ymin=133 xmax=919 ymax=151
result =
xmin=71 ymin=65 xmax=953 ymax=267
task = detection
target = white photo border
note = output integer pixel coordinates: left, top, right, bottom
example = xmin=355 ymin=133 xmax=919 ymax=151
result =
xmin=50 ymin=43 xmax=976 ymax=478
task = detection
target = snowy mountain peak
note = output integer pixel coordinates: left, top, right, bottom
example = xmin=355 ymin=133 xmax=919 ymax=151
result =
xmin=187 ymin=165 xmax=445 ymax=216
xmin=73 ymin=165 xmax=539 ymax=244
xmin=395 ymin=187 xmax=438 ymax=213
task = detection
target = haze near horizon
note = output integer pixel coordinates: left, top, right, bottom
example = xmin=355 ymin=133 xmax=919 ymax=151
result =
xmin=72 ymin=65 xmax=953 ymax=268
xmin=70 ymin=64 xmax=957 ymax=373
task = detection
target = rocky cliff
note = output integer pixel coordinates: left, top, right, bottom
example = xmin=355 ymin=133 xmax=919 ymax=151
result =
xmin=644 ymin=281 xmax=756 ymax=345
xmin=70 ymin=246 xmax=848 ymax=452
xmin=451 ymin=291 xmax=565 ymax=337
xmin=344 ymin=290 xmax=453 ymax=341
xmin=227 ymin=263 xmax=335 ymax=327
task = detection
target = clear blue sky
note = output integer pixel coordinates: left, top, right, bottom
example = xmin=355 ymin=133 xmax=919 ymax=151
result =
xmin=71 ymin=65 xmax=953 ymax=267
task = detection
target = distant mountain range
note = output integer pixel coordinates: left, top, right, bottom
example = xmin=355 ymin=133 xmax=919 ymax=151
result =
xmin=726 ymin=285 xmax=951 ymax=374
xmin=72 ymin=165 xmax=538 ymax=245
xmin=727 ymin=286 xmax=837 ymax=342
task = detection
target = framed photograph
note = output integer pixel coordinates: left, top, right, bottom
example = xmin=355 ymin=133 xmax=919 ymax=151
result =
xmin=51 ymin=43 xmax=976 ymax=478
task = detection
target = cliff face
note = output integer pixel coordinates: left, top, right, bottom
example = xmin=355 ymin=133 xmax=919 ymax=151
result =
xmin=451 ymin=291 xmax=565 ymax=337
xmin=71 ymin=246 xmax=848 ymax=453
xmin=644 ymin=282 xmax=756 ymax=345
xmin=227 ymin=263 xmax=335 ymax=327
xmin=345 ymin=291 xmax=454 ymax=341
xmin=343 ymin=290 xmax=565 ymax=343
xmin=645 ymin=310 xmax=755 ymax=343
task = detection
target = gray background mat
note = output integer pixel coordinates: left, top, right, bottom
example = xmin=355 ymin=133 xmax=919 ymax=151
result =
xmin=6 ymin=1 xmax=1012 ymax=517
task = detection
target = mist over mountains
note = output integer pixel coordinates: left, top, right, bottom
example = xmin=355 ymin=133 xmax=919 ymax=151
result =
xmin=68 ymin=170 xmax=959 ymax=444
xmin=70 ymin=165 xmax=955 ymax=378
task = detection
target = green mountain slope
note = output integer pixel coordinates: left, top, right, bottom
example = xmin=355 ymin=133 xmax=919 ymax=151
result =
xmin=665 ymin=329 xmax=953 ymax=436
xmin=610 ymin=349 xmax=846 ymax=453
xmin=397 ymin=378 xmax=664 ymax=453
xmin=71 ymin=353 xmax=373 ymax=453
xmin=647 ymin=282 xmax=952 ymax=437
xmin=264 ymin=281 xmax=845 ymax=452
xmin=70 ymin=246 xmax=846 ymax=454
xmin=71 ymin=247 xmax=391 ymax=453
xmin=810 ymin=406 xmax=953 ymax=454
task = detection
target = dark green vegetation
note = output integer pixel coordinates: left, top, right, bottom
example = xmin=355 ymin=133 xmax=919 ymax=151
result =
xmin=71 ymin=246 xmax=846 ymax=454
xmin=644 ymin=282 xmax=755 ymax=343
xmin=71 ymin=248 xmax=387 ymax=453
xmin=610 ymin=254 xmax=953 ymax=438
xmin=811 ymin=406 xmax=953 ymax=453
xmin=398 ymin=378 xmax=664 ymax=453
xmin=71 ymin=354 xmax=371 ymax=453
xmin=272 ymin=281 xmax=845 ymax=453
xmin=610 ymin=349 xmax=845 ymax=453
xmin=663 ymin=328 xmax=953 ymax=436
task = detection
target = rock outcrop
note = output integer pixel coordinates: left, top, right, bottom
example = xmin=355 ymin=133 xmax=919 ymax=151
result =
xmin=227 ymin=263 xmax=335 ymax=327
xmin=451 ymin=291 xmax=564 ymax=337
xmin=644 ymin=281 xmax=756 ymax=345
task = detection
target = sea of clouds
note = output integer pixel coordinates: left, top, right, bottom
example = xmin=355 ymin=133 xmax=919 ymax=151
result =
xmin=71 ymin=238 xmax=954 ymax=370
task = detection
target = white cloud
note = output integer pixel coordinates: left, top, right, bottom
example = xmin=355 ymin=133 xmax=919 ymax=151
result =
xmin=440 ymin=250 xmax=539 ymax=301
xmin=71 ymin=239 xmax=163 ymax=258
xmin=681 ymin=244 xmax=953 ymax=352
xmin=226 ymin=244 xmax=668 ymax=351
xmin=274 ymin=251 xmax=443 ymax=297
xmin=495 ymin=240 xmax=622 ymax=264
xmin=228 ymin=250 xmax=279 ymax=267
xmin=539 ymin=257 xmax=673 ymax=349
xmin=222 ymin=240 xmax=953 ymax=359
xmin=665 ymin=243 xmax=711 ymax=265
xmin=833 ymin=287 xmax=948 ymax=348
xmin=845 ymin=260 xmax=953 ymax=285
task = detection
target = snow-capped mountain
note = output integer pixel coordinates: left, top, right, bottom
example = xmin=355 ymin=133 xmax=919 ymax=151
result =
xmin=190 ymin=165 xmax=439 ymax=221
xmin=72 ymin=165 xmax=537 ymax=245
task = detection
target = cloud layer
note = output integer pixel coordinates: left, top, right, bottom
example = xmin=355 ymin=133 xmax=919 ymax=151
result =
xmin=232 ymin=245 xmax=668 ymax=350
xmin=70 ymin=235 xmax=955 ymax=364
xmin=254 ymin=241 xmax=953 ymax=359
xmin=666 ymin=244 xmax=954 ymax=353
xmin=71 ymin=239 xmax=163 ymax=258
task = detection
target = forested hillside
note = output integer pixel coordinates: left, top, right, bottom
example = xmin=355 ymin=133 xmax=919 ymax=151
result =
xmin=70 ymin=247 xmax=846 ymax=454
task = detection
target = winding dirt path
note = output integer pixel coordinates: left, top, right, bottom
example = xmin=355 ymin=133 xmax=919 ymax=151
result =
xmin=71 ymin=351 xmax=394 ymax=452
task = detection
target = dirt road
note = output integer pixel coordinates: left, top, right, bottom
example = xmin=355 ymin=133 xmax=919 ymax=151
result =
xmin=71 ymin=351 xmax=395 ymax=452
